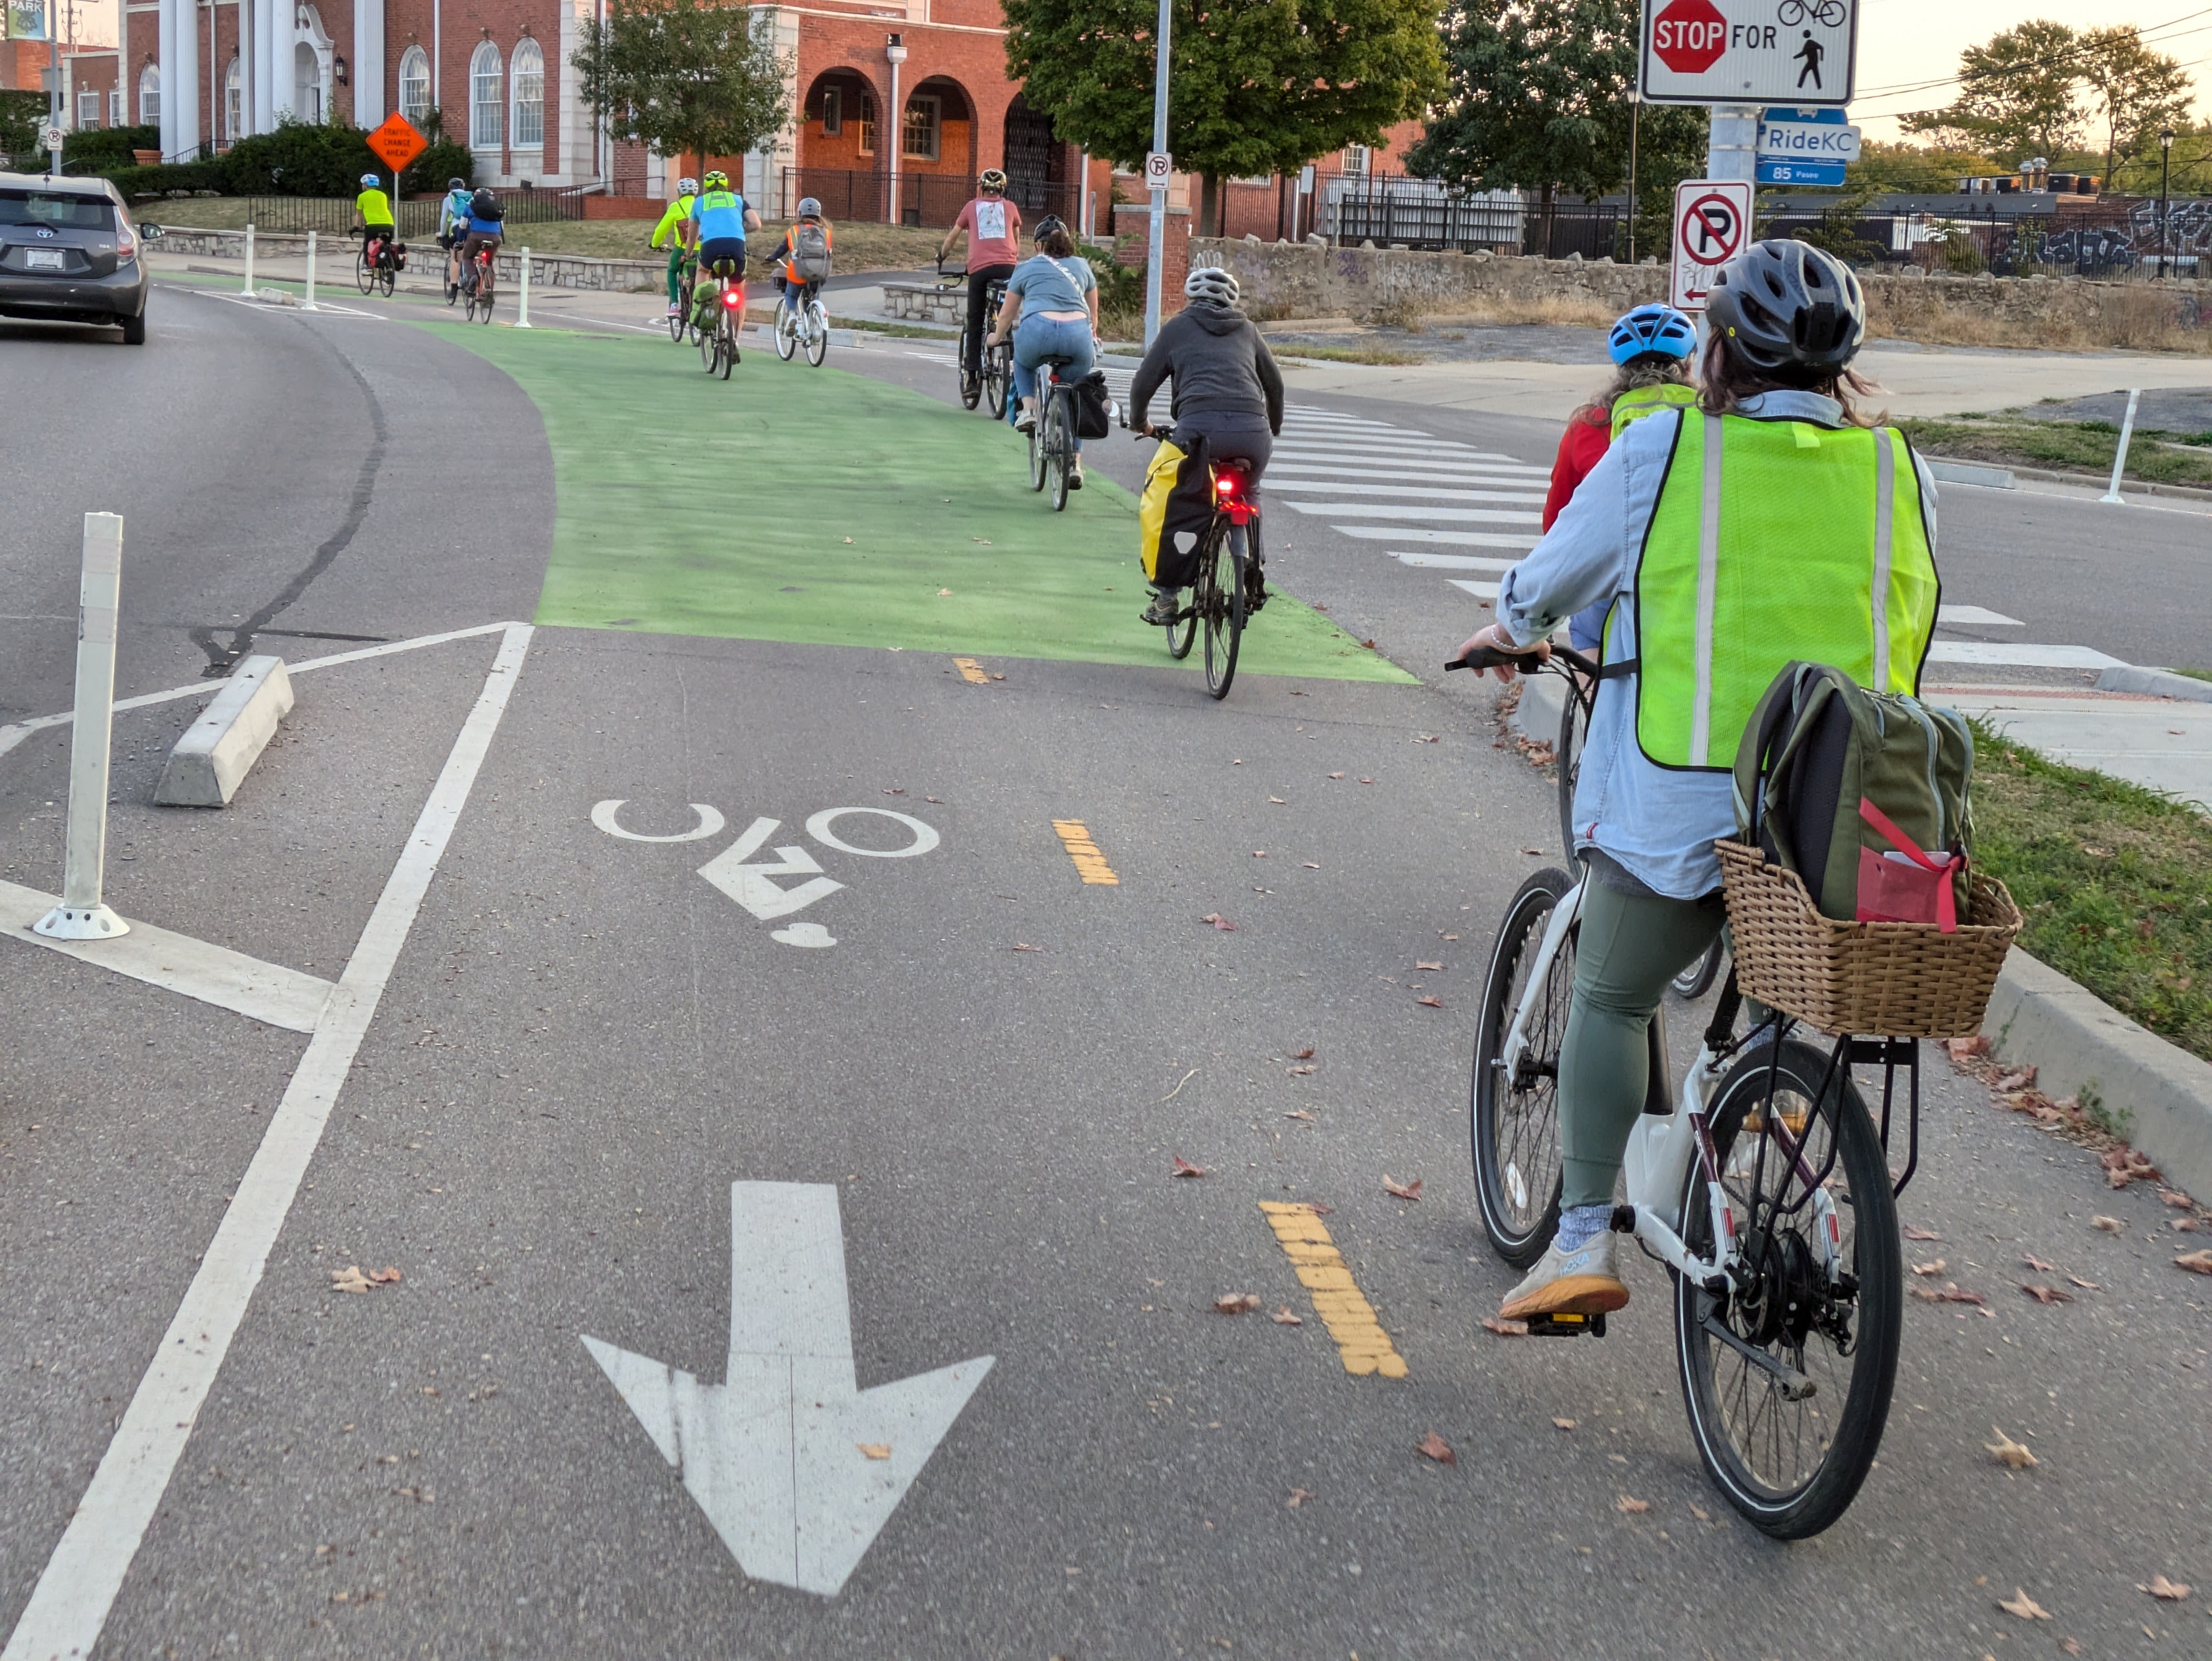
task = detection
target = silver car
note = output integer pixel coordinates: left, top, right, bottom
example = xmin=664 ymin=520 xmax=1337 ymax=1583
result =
xmin=0 ymin=172 xmax=158 ymax=343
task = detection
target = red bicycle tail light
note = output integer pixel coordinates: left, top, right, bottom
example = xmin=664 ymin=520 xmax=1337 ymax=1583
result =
xmin=723 ymin=290 xmax=742 ymax=308
xmin=1216 ymin=474 xmax=1237 ymax=496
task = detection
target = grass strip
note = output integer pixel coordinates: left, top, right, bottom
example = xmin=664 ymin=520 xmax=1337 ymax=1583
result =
xmin=1898 ymin=416 xmax=2212 ymax=489
xmin=1970 ymin=719 xmax=2212 ymax=1065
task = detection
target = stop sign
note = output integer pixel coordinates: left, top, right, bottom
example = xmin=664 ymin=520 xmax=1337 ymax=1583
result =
xmin=1650 ymin=0 xmax=1728 ymax=75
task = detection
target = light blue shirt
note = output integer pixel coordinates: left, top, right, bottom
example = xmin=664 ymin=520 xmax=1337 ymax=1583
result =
xmin=1495 ymin=389 xmax=1942 ymax=900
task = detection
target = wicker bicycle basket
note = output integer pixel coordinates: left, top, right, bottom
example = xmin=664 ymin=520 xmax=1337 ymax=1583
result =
xmin=1715 ymin=840 xmax=2022 ymax=1038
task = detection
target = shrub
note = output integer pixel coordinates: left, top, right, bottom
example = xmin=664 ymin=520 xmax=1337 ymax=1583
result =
xmin=210 ymin=117 xmax=471 ymax=196
xmin=108 ymin=161 xmax=228 ymax=199
xmin=60 ymin=124 xmax=161 ymax=175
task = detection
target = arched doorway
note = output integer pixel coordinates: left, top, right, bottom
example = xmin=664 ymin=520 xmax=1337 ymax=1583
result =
xmin=899 ymin=76 xmax=973 ymax=226
xmin=1002 ymin=93 xmax=1065 ymax=219
xmin=796 ymin=67 xmax=879 ymax=219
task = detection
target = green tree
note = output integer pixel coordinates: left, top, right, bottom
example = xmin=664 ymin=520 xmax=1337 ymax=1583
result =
xmin=2076 ymin=26 xmax=2193 ymax=185
xmin=573 ymin=0 xmax=792 ymax=181
xmin=1410 ymin=0 xmax=1704 ymax=255
xmin=1902 ymin=20 xmax=2088 ymax=166
xmin=1002 ymin=0 xmax=1446 ymax=236
xmin=1847 ymin=139 xmax=2001 ymax=195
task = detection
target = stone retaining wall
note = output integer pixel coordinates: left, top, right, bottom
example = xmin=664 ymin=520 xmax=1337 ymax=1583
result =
xmin=1191 ymin=236 xmax=2212 ymax=342
xmin=148 ymin=228 xmax=662 ymax=293
xmin=882 ymin=282 xmax=962 ymax=324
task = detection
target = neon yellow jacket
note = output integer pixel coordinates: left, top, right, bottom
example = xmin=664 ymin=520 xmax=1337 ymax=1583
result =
xmin=356 ymin=187 xmax=394 ymax=227
xmin=651 ymin=194 xmax=698 ymax=249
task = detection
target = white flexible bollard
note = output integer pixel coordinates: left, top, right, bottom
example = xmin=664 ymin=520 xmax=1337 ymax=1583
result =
xmin=242 ymin=223 xmax=254 ymax=295
xmin=2100 ymin=387 xmax=2140 ymax=505
xmin=303 ymin=228 xmax=320 ymax=310
xmin=35 ymin=513 xmax=129 ymax=941
xmin=515 ymin=245 xmax=533 ymax=327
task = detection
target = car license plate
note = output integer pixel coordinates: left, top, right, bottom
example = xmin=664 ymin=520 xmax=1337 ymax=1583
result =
xmin=25 ymin=248 xmax=66 ymax=271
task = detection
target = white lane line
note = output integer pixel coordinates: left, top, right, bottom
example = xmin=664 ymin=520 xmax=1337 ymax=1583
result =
xmin=1283 ymin=503 xmax=1544 ymax=524
xmin=575 ymin=316 xmax=673 ymax=334
xmin=1273 ymin=445 xmax=1540 ymax=469
xmin=0 ymin=624 xmax=534 ymax=1661
xmin=1389 ymin=552 xmax=1519 ymax=572
xmin=1269 ymin=465 xmax=1548 ymax=487
xmin=1448 ymin=578 xmax=1501 ymax=599
xmin=1336 ymin=527 xmax=1540 ymax=548
xmin=1937 ymin=605 xmax=2024 ymax=627
xmin=0 ymin=880 xmax=332 ymax=1032
xmin=0 ymin=620 xmax=520 ymax=764
xmin=1277 ymin=482 xmax=1545 ymax=505
xmin=186 ymin=289 xmax=386 ymax=321
xmin=1926 ymin=641 xmax=2126 ymax=670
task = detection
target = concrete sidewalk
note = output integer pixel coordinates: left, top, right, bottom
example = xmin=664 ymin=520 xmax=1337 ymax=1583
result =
xmin=1933 ymin=681 xmax=2212 ymax=810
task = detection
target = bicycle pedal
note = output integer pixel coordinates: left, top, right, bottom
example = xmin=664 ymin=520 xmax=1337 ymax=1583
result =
xmin=1524 ymin=1311 xmax=1607 ymax=1339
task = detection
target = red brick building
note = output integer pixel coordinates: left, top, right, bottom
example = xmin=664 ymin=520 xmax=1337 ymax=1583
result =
xmin=0 ymin=40 xmax=121 ymax=132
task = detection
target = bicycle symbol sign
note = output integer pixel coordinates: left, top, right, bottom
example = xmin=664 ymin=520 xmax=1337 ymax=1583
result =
xmin=1669 ymin=179 xmax=1752 ymax=313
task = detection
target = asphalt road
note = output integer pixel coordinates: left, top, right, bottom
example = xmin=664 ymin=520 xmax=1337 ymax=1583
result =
xmin=1 ymin=282 xmax=2208 ymax=1660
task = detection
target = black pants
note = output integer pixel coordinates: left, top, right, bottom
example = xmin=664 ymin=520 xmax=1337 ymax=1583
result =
xmin=1173 ymin=421 xmax=1273 ymax=567
xmin=964 ymin=264 xmax=1015 ymax=376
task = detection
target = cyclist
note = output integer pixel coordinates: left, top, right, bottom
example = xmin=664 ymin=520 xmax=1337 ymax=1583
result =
xmin=1455 ymin=240 xmax=1942 ymax=1324
xmin=438 ymin=175 xmax=475 ymax=291
xmin=990 ymin=214 xmax=1097 ymax=487
xmin=650 ymin=175 xmax=700 ymax=318
xmin=1127 ymin=264 xmax=1284 ymax=624
xmin=937 ymin=168 xmax=1023 ymax=389
xmin=686 ymin=169 xmax=763 ymax=338
xmin=1545 ymin=304 xmax=1699 ymax=652
xmin=354 ymin=171 xmax=396 ymax=275
xmin=457 ymin=186 xmax=505 ymax=295
xmin=765 ymin=196 xmax=833 ymax=325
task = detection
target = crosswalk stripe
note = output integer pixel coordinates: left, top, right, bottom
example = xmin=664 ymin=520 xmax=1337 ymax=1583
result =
xmin=1391 ymin=552 xmax=1519 ymax=572
xmin=1448 ymin=578 xmax=1500 ymax=599
xmin=1282 ymin=503 xmax=1544 ymax=524
xmin=1926 ymin=642 xmax=2125 ymax=670
xmin=1275 ymin=483 xmax=1545 ymax=505
xmin=1337 ymin=528 xmax=1539 ymax=548
xmin=1269 ymin=465 xmax=1548 ymax=487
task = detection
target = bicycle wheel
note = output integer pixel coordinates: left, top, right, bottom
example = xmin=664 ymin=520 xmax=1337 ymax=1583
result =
xmin=355 ymin=249 xmax=374 ymax=296
xmin=804 ymin=302 xmax=829 ymax=367
xmin=1046 ymin=395 xmax=1073 ymax=513
xmin=701 ymin=315 xmax=719 ymax=373
xmin=1201 ymin=521 xmax=1246 ymax=700
xmin=1555 ymin=672 xmax=1588 ymax=865
xmin=960 ymin=341 xmax=983 ymax=409
xmin=718 ymin=315 xmax=736 ymax=378
xmin=985 ymin=345 xmax=1010 ymax=418
xmin=1676 ymin=1038 xmax=1902 ymax=1539
xmin=1671 ymin=939 xmax=1726 ymax=1000
xmin=1471 ymin=867 xmax=1574 ymax=1266
xmin=1777 ymin=0 xmax=1805 ymax=22
xmin=775 ymin=302 xmax=797 ymax=361
xmin=668 ymin=299 xmax=686 ymax=343
xmin=477 ymin=285 xmax=494 ymax=323
xmin=378 ymin=263 xmax=395 ymax=299
xmin=463 ymin=283 xmax=478 ymax=323
xmin=1027 ymin=405 xmax=1048 ymax=491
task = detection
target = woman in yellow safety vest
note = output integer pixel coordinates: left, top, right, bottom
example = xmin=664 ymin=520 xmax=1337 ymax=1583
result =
xmin=1455 ymin=239 xmax=1942 ymax=1324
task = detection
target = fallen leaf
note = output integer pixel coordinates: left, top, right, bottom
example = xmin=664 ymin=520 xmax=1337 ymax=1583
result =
xmin=2068 ymin=1275 xmax=2100 ymax=1290
xmin=2023 ymin=1254 xmax=2055 ymax=1272
xmin=1303 ymin=1200 xmax=1335 ymax=1215
xmin=938 ymin=587 xmax=953 ymax=596
xmin=1214 ymin=1294 xmax=1261 ymax=1315
xmin=856 ymin=1442 xmax=891 ymax=1460
xmin=330 ymin=1266 xmax=377 ymax=1295
xmin=1271 ymin=1307 xmax=1304 ymax=1325
xmin=1358 ymin=777 xmax=1375 ymax=785
xmin=2092 ymin=1215 xmax=2125 ymax=1234
xmin=1904 ymin=1226 xmax=1943 ymax=1241
xmin=925 ymin=796 xmax=942 ymax=804
xmin=1415 ymin=994 xmax=1445 ymax=1009
xmin=883 ymin=786 xmax=906 ymax=796
xmin=1012 ymin=942 xmax=1045 ymax=952
xmin=1251 ymin=850 xmax=1268 ymax=858
xmin=1997 ymin=1589 xmax=2051 ymax=1621
xmin=1986 ymin=1429 xmax=2040 ymax=1470
xmin=2177 ymin=1249 xmax=2212 ymax=1274
xmin=1283 ymin=1110 xmax=1315 ymax=1121
xmin=2140 ymin=1574 xmax=2192 ymax=1601
xmin=1688 ymin=1503 xmax=1711 ymax=1521
xmin=1993 ymin=1067 xmax=2037 ymax=1092
xmin=1615 ymin=1495 xmax=1651 ymax=1515
xmin=1946 ymin=1035 xmax=1991 ymax=1063
xmin=2061 ymin=1639 xmax=2083 ymax=1656
xmin=1383 ymin=1176 xmax=1422 ymax=1201
xmin=1288 ymin=1063 xmax=1318 ymax=1076
xmin=1268 ymin=796 xmax=1286 ymax=804
xmin=1520 ymin=846 xmax=1543 ymax=856
xmin=2158 ymin=1188 xmax=2195 ymax=1208
xmin=1416 ymin=1432 xmax=1457 ymax=1465
xmin=1910 ymin=1283 xmax=1986 ymax=1306
xmin=1328 ymin=772 xmax=1346 ymax=779
xmin=1416 ymin=960 xmax=1444 ymax=971
xmin=1551 ymin=1417 xmax=1576 ymax=1431
xmin=2021 ymin=1284 xmax=2073 ymax=1305
xmin=1199 ymin=913 xmax=1238 ymax=931
xmin=843 ymin=536 xmax=854 ymax=544
xmin=366 ymin=1266 xmax=400 ymax=1285
xmin=1912 ymin=1259 xmax=1947 ymax=1276
xmin=1286 ymin=1488 xmax=1314 ymax=1508
xmin=1480 ymin=1315 xmax=1529 ymax=1338
xmin=1291 ymin=1046 xmax=1316 ymax=1060
xmin=1172 ymin=1156 xmax=1207 ymax=1178
xmin=1302 ymin=862 xmax=1320 ymax=869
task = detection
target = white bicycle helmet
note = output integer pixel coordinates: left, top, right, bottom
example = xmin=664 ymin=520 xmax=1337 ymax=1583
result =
xmin=796 ymin=196 xmax=822 ymax=218
xmin=1184 ymin=265 xmax=1240 ymax=307
xmin=678 ymin=176 xmax=698 ymax=196
xmin=360 ymin=173 xmax=381 ymax=188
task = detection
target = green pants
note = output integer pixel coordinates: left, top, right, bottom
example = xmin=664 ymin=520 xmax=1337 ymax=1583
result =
xmin=665 ymin=247 xmax=689 ymax=304
xmin=1557 ymin=877 xmax=1726 ymax=1209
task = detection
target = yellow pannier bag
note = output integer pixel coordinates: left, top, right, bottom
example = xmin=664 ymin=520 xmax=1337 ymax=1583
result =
xmin=1137 ymin=432 xmax=1215 ymax=587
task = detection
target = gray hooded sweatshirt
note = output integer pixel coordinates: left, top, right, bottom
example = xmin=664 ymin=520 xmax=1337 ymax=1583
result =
xmin=1128 ymin=302 xmax=1285 ymax=434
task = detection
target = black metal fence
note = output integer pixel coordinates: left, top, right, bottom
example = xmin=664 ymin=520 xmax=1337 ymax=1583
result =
xmin=243 ymin=184 xmax=586 ymax=240
xmin=780 ymin=167 xmax=1078 ymax=230
xmin=1755 ymin=199 xmax=2212 ymax=278
xmin=1319 ymin=174 xmax=1630 ymax=259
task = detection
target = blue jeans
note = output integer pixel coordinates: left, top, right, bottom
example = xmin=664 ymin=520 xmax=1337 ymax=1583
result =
xmin=1013 ymin=316 xmax=1094 ymax=450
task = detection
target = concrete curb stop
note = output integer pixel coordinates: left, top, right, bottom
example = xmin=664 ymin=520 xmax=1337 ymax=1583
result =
xmin=155 ymin=655 xmax=292 ymax=807
xmin=2093 ymin=664 xmax=2212 ymax=703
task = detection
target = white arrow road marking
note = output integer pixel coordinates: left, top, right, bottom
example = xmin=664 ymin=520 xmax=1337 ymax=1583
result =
xmin=583 ymin=1182 xmax=993 ymax=1597
xmin=697 ymin=817 xmax=845 ymax=920
xmin=592 ymin=799 xmax=728 ymax=843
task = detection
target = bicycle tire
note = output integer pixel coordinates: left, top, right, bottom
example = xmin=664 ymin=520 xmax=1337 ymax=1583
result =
xmin=668 ymin=302 xmax=686 ymax=343
xmin=1471 ymin=867 xmax=1574 ymax=1266
xmin=1046 ymin=393 xmax=1072 ymax=512
xmin=1202 ymin=520 xmax=1246 ymax=700
xmin=1676 ymin=1038 xmax=1902 ymax=1539
xmin=960 ymin=354 xmax=982 ymax=410
xmin=1671 ymin=939 xmax=1726 ymax=1000
xmin=701 ymin=317 xmax=719 ymax=373
xmin=1027 ymin=408 xmax=1048 ymax=491
xmin=985 ymin=346 xmax=1011 ymax=419
xmin=805 ymin=303 xmax=829 ymax=366
xmin=378 ymin=265 xmax=395 ymax=299
xmin=775 ymin=303 xmax=797 ymax=361
xmin=1556 ymin=671 xmax=1588 ymax=865
xmin=718 ymin=315 xmax=735 ymax=378
xmin=463 ymin=285 xmax=478 ymax=323
xmin=355 ymin=250 xmax=374 ymax=296
xmin=477 ymin=287 xmax=493 ymax=323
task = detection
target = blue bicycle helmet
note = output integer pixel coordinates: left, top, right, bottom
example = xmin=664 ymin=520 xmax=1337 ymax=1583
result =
xmin=1608 ymin=303 xmax=1697 ymax=366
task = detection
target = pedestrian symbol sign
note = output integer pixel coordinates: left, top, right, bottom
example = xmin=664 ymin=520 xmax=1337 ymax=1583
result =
xmin=1670 ymin=178 xmax=1752 ymax=313
xmin=1638 ymin=0 xmax=1858 ymax=107
xmin=366 ymin=112 xmax=428 ymax=176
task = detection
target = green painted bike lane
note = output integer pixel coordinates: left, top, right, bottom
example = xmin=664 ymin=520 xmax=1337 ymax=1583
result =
xmin=419 ymin=321 xmax=1410 ymax=682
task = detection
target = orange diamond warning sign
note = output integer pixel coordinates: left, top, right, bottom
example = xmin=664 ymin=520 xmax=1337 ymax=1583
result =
xmin=365 ymin=113 xmax=427 ymax=176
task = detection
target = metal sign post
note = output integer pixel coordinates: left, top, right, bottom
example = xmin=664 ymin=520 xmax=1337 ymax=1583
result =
xmin=35 ymin=514 xmax=130 ymax=941
xmin=1142 ymin=0 xmax=1172 ymax=347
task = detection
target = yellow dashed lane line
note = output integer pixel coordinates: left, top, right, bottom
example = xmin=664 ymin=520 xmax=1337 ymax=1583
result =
xmin=951 ymin=656 xmax=991 ymax=684
xmin=1260 ymin=1202 xmax=1408 ymax=1378
xmin=1052 ymin=819 xmax=1119 ymax=885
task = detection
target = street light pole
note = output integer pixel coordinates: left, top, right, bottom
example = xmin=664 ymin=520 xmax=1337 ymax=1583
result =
xmin=885 ymin=34 xmax=907 ymax=228
xmin=2159 ymin=127 xmax=2175 ymax=280
xmin=1142 ymin=0 xmax=1171 ymax=347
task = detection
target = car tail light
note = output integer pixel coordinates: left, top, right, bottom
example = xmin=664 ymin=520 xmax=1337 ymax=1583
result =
xmin=116 ymin=231 xmax=137 ymax=263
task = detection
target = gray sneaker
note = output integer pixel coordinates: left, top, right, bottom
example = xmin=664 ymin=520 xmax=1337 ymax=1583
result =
xmin=1141 ymin=589 xmax=1182 ymax=626
xmin=1500 ymin=1230 xmax=1630 ymax=1320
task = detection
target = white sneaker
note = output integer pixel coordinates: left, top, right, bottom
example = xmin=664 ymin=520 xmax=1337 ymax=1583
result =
xmin=1500 ymin=1229 xmax=1630 ymax=1320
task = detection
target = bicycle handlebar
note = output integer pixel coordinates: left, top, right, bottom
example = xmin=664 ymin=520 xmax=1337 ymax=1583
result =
xmin=1445 ymin=642 xmax=1600 ymax=678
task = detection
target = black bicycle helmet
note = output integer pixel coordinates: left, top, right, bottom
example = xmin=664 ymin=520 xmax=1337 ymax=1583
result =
xmin=1705 ymin=238 xmax=1865 ymax=377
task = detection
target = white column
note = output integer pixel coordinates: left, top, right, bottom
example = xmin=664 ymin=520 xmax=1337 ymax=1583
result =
xmin=353 ymin=0 xmax=383 ymax=125
xmin=237 ymin=0 xmax=253 ymax=134
xmin=557 ymin=0 xmax=586 ymax=184
xmin=268 ymin=0 xmax=292 ymax=121
xmin=174 ymin=0 xmax=200 ymax=159
xmin=157 ymin=0 xmax=178 ymax=160
xmin=254 ymin=0 xmax=276 ymax=131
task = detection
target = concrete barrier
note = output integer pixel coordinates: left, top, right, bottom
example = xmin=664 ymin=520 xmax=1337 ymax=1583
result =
xmin=155 ymin=655 xmax=292 ymax=807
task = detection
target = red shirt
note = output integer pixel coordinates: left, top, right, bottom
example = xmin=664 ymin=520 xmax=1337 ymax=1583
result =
xmin=1543 ymin=409 xmax=1613 ymax=532
xmin=954 ymin=197 xmax=1022 ymax=271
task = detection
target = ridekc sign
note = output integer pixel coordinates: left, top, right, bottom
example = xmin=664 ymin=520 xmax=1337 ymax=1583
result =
xmin=1641 ymin=0 xmax=1858 ymax=107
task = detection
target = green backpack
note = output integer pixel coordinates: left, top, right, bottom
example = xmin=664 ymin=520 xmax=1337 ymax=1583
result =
xmin=1732 ymin=663 xmax=1975 ymax=930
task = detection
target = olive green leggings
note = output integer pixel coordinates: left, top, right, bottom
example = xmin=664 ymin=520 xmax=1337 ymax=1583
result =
xmin=1557 ymin=878 xmax=1727 ymax=1210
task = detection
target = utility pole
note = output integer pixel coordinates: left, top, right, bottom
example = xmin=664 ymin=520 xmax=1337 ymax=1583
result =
xmin=1142 ymin=0 xmax=1170 ymax=345
xmin=2159 ymin=127 xmax=2175 ymax=279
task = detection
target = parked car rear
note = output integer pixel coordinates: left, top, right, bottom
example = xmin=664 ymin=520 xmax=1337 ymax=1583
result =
xmin=0 ymin=173 xmax=155 ymax=343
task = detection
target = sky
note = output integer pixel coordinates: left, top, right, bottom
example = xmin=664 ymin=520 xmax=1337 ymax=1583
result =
xmin=1852 ymin=0 xmax=2212 ymax=140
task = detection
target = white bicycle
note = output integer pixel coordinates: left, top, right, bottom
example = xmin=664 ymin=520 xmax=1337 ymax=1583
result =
xmin=1454 ymin=640 xmax=1908 ymax=1539
xmin=774 ymin=286 xmax=830 ymax=367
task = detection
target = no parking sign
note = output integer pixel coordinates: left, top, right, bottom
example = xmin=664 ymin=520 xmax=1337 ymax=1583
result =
xmin=1669 ymin=178 xmax=1752 ymax=313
